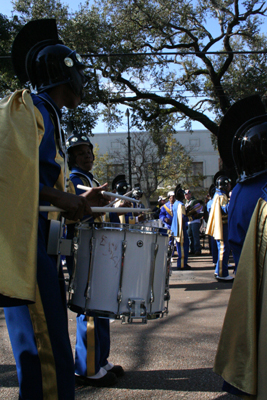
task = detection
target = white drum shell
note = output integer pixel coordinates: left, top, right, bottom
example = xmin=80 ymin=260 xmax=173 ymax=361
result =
xmin=68 ymin=223 xmax=169 ymax=319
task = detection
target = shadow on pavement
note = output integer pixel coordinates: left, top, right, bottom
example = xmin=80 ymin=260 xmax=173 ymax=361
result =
xmin=0 ymin=364 xmax=18 ymax=387
xmin=169 ymin=281 xmax=233 ymax=291
xmin=76 ymin=367 xmax=225 ymax=393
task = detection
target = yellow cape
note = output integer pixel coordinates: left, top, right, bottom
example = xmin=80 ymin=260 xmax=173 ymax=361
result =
xmin=214 ymin=198 xmax=267 ymax=399
xmin=0 ymin=90 xmax=41 ymax=304
xmin=206 ymin=193 xmax=224 ymax=240
xmin=173 ymin=203 xmax=184 ymax=243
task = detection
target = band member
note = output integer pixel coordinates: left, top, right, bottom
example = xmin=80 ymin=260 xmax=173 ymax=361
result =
xmin=66 ymin=130 xmax=124 ymax=386
xmin=184 ymin=190 xmax=203 ymax=255
xmin=2 ymin=19 xmax=109 ymax=400
xmin=206 ymin=184 xmax=218 ymax=267
xmin=214 ymin=95 xmax=267 ymax=397
xmin=171 ymin=184 xmax=191 ymax=270
xmin=206 ymin=172 xmax=234 ymax=281
xmin=159 ymin=191 xmax=175 ymax=229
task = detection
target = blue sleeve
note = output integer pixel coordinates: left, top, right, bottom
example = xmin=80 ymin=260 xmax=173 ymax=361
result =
xmin=159 ymin=206 xmax=166 ymax=222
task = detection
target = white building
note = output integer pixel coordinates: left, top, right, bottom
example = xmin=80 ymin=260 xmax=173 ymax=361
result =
xmin=90 ymin=129 xmax=219 ymax=192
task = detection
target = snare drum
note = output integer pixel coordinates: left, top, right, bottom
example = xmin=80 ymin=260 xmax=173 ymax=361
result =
xmin=143 ymin=219 xmax=164 ymax=228
xmin=68 ymin=222 xmax=170 ymax=323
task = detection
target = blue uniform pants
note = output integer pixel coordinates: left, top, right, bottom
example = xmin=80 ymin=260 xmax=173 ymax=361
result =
xmin=210 ymin=236 xmax=218 ymax=264
xmin=215 ymin=224 xmax=230 ymax=277
xmin=176 ymin=234 xmax=189 ymax=269
xmin=75 ymin=315 xmax=110 ymax=377
xmin=188 ymin=222 xmax=201 ymax=253
xmin=4 ymin=218 xmax=75 ymax=400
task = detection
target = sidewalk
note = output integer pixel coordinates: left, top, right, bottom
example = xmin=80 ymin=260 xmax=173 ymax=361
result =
xmin=0 ymin=249 xmax=236 ymax=399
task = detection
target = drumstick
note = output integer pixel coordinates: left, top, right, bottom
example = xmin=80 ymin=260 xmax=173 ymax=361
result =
xmin=107 ymin=189 xmax=134 ymax=207
xmin=76 ymin=185 xmax=141 ymax=204
xmin=39 ymin=206 xmax=151 ymax=213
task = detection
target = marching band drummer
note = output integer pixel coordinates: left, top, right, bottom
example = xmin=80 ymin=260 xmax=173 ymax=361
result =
xmin=66 ymin=131 xmax=124 ymax=387
xmin=2 ymin=19 xmax=109 ymax=400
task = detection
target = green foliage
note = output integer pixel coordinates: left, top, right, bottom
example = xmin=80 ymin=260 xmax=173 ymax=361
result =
xmin=0 ymin=14 xmax=22 ymax=97
xmin=91 ymin=143 xmax=113 ymax=185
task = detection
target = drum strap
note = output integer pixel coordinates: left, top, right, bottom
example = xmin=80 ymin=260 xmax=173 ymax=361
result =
xmin=71 ymin=171 xmax=100 ymax=188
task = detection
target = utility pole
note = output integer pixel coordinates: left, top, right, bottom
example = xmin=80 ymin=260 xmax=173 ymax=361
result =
xmin=125 ymin=108 xmax=132 ymax=188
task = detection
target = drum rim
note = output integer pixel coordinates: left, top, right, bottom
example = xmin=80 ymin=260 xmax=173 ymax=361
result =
xmin=77 ymin=221 xmax=170 ymax=235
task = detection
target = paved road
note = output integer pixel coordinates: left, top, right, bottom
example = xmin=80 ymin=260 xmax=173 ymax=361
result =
xmin=0 ymin=248 xmax=236 ymax=399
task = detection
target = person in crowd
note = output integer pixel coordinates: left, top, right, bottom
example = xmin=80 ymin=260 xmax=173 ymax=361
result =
xmin=66 ymin=130 xmax=124 ymax=387
xmin=159 ymin=190 xmax=176 ymax=259
xmin=159 ymin=191 xmax=175 ymax=229
xmin=2 ymin=19 xmax=109 ymax=400
xmin=206 ymin=172 xmax=234 ymax=281
xmin=214 ymin=95 xmax=267 ymax=398
xmin=130 ymin=185 xmax=146 ymax=222
xmin=171 ymin=184 xmax=191 ymax=270
xmin=206 ymin=184 xmax=218 ymax=267
xmin=152 ymin=196 xmax=167 ymax=219
xmin=108 ymin=174 xmax=132 ymax=223
xmin=184 ymin=189 xmax=203 ymax=255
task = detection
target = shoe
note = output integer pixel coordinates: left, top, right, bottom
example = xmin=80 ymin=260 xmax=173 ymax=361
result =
xmin=194 ymin=251 xmax=201 ymax=256
xmin=215 ymin=275 xmax=234 ymax=282
xmin=108 ymin=365 xmax=124 ymax=377
xmin=75 ymin=371 xmax=118 ymax=387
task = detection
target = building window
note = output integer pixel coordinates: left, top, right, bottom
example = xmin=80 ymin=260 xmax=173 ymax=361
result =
xmin=192 ymin=161 xmax=203 ymax=176
xmin=189 ymin=139 xmax=200 ymax=148
xmin=111 ymin=141 xmax=121 ymax=149
xmin=186 ymin=162 xmax=204 ymax=187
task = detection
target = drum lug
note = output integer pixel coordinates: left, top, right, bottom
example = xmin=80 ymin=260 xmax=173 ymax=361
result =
xmin=121 ymin=298 xmax=147 ymax=324
xmin=117 ymin=239 xmax=127 ymax=310
xmin=69 ymin=236 xmax=79 ymax=295
xmin=149 ymin=243 xmax=159 ymax=305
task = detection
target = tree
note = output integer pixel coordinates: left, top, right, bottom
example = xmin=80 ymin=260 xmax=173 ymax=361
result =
xmin=68 ymin=0 xmax=267 ymax=137
xmin=91 ymin=143 xmax=113 ymax=184
xmin=0 ymin=14 xmax=22 ymax=97
xmin=2 ymin=0 xmax=267 ymax=139
xmin=109 ymin=131 xmax=196 ymax=205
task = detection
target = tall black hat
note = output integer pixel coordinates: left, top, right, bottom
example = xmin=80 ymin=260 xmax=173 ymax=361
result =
xmin=12 ymin=19 xmax=87 ymax=96
xmin=12 ymin=19 xmax=61 ymax=84
xmin=218 ymin=95 xmax=265 ymax=168
xmin=174 ymin=183 xmax=184 ymax=201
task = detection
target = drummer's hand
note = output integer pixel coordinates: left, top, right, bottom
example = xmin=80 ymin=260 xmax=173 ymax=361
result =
xmin=40 ymin=186 xmax=92 ymax=221
xmin=138 ymin=213 xmax=145 ymax=222
xmin=120 ymin=200 xmax=131 ymax=208
xmin=81 ymin=183 xmax=110 ymax=207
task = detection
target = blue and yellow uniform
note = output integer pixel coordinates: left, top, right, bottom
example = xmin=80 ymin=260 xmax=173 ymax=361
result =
xmin=206 ymin=188 xmax=231 ymax=278
xmin=206 ymin=198 xmax=218 ymax=265
xmin=228 ymin=171 xmax=267 ymax=271
xmin=171 ymin=200 xmax=189 ymax=269
xmin=4 ymin=92 xmax=75 ymax=400
xmin=159 ymin=201 xmax=173 ymax=230
xmin=66 ymin=167 xmax=111 ymax=379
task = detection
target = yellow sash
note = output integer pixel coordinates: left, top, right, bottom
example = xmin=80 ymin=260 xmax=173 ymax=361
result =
xmin=163 ymin=203 xmax=173 ymax=217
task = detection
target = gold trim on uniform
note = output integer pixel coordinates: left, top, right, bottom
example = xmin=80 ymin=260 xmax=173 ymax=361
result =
xmin=29 ymin=285 xmax=58 ymax=400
